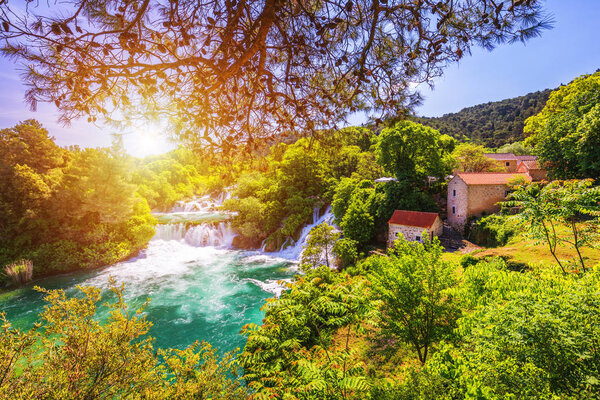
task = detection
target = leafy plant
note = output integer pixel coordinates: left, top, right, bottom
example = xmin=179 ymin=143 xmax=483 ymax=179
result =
xmin=367 ymin=237 xmax=459 ymax=364
xmin=505 ymin=180 xmax=600 ymax=273
xmin=301 ymin=223 xmax=340 ymax=269
xmin=3 ymin=260 xmax=33 ymax=286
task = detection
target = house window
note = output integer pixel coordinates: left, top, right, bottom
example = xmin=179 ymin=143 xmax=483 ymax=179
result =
xmin=452 ymin=206 xmax=456 ymax=215
xmin=505 ymin=161 xmax=510 ymax=167
xmin=452 ymin=189 xmax=456 ymax=197
xmin=415 ymin=235 xmax=421 ymax=242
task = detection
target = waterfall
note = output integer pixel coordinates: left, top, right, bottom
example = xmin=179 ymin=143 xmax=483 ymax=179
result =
xmin=154 ymin=194 xmax=237 ymax=248
xmin=170 ymin=191 xmax=231 ymax=213
xmin=270 ymin=206 xmax=335 ymax=260
xmin=153 ymin=222 xmax=236 ymax=248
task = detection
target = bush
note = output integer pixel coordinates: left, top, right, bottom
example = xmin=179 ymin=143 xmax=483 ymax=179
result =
xmin=460 ymin=254 xmax=479 ymax=269
xmin=467 ymin=215 xmax=516 ymax=247
xmin=3 ymin=260 xmax=33 ymax=286
xmin=333 ymin=237 xmax=359 ymax=269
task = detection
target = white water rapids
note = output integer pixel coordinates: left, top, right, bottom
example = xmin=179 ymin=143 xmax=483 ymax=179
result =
xmin=0 ymin=195 xmax=335 ymax=353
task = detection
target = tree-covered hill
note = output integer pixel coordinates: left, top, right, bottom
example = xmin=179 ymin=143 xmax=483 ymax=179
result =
xmin=415 ymin=89 xmax=553 ymax=147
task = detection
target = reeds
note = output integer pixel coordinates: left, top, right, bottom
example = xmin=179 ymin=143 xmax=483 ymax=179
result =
xmin=4 ymin=259 xmax=33 ymax=286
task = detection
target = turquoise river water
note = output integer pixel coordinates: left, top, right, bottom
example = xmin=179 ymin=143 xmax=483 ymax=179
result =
xmin=0 ymin=198 xmax=333 ymax=353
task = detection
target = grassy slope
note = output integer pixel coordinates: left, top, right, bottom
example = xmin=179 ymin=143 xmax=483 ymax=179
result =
xmin=448 ymin=221 xmax=600 ymax=268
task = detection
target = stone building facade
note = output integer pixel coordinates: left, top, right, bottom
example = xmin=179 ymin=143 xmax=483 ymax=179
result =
xmin=485 ymin=153 xmax=519 ymax=172
xmin=387 ymin=210 xmax=443 ymax=247
xmin=447 ymin=172 xmax=531 ymax=232
xmin=517 ymin=160 xmax=547 ymax=181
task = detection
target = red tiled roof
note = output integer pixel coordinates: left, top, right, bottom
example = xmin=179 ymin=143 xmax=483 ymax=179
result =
xmin=388 ymin=210 xmax=439 ymax=229
xmin=516 ymin=155 xmax=538 ymax=162
xmin=456 ymin=172 xmax=532 ymax=185
xmin=517 ymin=160 xmax=540 ymax=170
xmin=484 ymin=153 xmax=516 ymax=160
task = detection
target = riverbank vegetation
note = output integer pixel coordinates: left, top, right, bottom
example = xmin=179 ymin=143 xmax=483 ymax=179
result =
xmin=3 ymin=237 xmax=600 ymax=399
xmin=0 ymin=6 xmax=599 ymax=394
xmin=0 ymin=121 xmax=154 ymax=281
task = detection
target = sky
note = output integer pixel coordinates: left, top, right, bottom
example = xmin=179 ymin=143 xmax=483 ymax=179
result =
xmin=0 ymin=0 xmax=598 ymax=155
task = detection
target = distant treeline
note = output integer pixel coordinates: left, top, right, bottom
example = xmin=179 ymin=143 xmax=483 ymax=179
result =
xmin=414 ymin=89 xmax=552 ymax=147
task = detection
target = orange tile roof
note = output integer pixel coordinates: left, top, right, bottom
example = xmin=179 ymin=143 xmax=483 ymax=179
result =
xmin=485 ymin=153 xmax=516 ymax=160
xmin=517 ymin=160 xmax=541 ymax=170
xmin=388 ymin=210 xmax=439 ymax=229
xmin=516 ymin=155 xmax=538 ymax=162
xmin=456 ymin=172 xmax=532 ymax=185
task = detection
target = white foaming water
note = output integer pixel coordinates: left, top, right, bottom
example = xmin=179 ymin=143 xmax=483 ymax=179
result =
xmin=269 ymin=206 xmax=336 ymax=260
xmin=171 ymin=192 xmax=232 ymax=213
xmin=244 ymin=278 xmax=293 ymax=298
xmin=154 ymin=222 xmax=236 ymax=248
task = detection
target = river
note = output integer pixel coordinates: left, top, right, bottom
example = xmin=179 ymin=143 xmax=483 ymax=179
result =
xmin=0 ymin=197 xmax=334 ymax=354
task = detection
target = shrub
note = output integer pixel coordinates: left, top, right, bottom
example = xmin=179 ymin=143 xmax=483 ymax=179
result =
xmin=4 ymin=259 xmax=33 ymax=286
xmin=333 ymin=237 xmax=359 ymax=269
xmin=460 ymin=254 xmax=480 ymax=269
xmin=468 ymin=215 xmax=516 ymax=247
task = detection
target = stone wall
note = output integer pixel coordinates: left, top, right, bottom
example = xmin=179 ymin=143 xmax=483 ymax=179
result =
xmin=388 ymin=217 xmax=443 ymax=247
xmin=447 ymin=177 xmax=468 ymax=231
xmin=467 ymin=184 xmax=507 ymax=217
xmin=430 ymin=217 xmax=444 ymax=237
xmin=499 ymin=159 xmax=518 ymax=172
xmin=516 ymin=164 xmax=547 ymax=181
xmin=388 ymin=224 xmax=430 ymax=247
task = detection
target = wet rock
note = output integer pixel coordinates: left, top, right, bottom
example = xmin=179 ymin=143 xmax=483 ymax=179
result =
xmin=232 ymin=235 xmax=261 ymax=250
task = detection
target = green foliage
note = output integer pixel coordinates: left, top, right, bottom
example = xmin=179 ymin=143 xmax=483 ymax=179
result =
xmin=468 ymin=214 xmax=517 ymax=247
xmin=452 ymin=142 xmax=503 ymax=172
xmin=496 ymin=141 xmax=534 ymax=155
xmin=2 ymin=259 xmax=33 ymax=286
xmin=301 ymin=223 xmax=340 ymax=269
xmin=376 ymin=121 xmax=455 ymax=181
xmin=132 ymin=147 xmax=208 ymax=211
xmin=332 ymin=178 xmax=437 ymax=248
xmin=240 ymin=266 xmax=372 ymax=399
xmin=505 ymin=180 xmax=600 ymax=273
xmin=415 ymin=89 xmax=552 ymax=147
xmin=459 ymin=254 xmax=480 ymax=269
xmin=0 ymin=280 xmax=247 ymax=399
xmin=367 ymin=237 xmax=460 ymax=364
xmin=525 ymin=71 xmax=600 ymax=179
xmin=333 ymin=238 xmax=359 ymax=270
xmin=0 ymin=120 xmax=157 ymax=278
xmin=340 ymin=189 xmax=377 ymax=247
xmin=426 ymin=260 xmax=600 ymax=399
xmin=226 ymin=129 xmax=380 ymax=250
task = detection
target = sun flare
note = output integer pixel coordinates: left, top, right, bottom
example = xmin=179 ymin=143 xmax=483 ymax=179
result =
xmin=125 ymin=124 xmax=174 ymax=158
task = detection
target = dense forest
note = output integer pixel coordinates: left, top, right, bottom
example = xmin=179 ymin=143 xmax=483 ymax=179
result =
xmin=0 ymin=120 xmax=231 ymax=280
xmin=3 ymin=69 xmax=600 ymax=399
xmin=415 ymin=89 xmax=552 ymax=147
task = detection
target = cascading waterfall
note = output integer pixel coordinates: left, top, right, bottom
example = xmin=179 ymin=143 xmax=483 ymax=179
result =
xmin=170 ymin=192 xmax=231 ymax=213
xmin=0 ymin=194 xmax=342 ymax=356
xmin=0 ymin=192 xmax=297 ymax=356
xmin=270 ymin=206 xmax=336 ymax=260
xmin=153 ymin=222 xmax=236 ymax=248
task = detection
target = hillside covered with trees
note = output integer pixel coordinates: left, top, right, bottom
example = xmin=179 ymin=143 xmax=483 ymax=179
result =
xmin=415 ymin=89 xmax=552 ymax=147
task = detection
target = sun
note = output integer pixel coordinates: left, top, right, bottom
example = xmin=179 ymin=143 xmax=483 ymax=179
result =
xmin=125 ymin=124 xmax=175 ymax=158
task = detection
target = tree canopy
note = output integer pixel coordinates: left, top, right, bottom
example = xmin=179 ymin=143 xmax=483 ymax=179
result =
xmin=415 ymin=89 xmax=551 ymax=147
xmin=0 ymin=0 xmax=551 ymax=149
xmin=524 ymin=71 xmax=600 ymax=179
xmin=376 ymin=120 xmax=455 ymax=180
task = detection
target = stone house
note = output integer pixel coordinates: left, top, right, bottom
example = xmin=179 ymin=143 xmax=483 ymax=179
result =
xmin=447 ymin=172 xmax=532 ymax=232
xmin=387 ymin=210 xmax=443 ymax=246
xmin=484 ymin=153 xmax=519 ymax=171
xmin=516 ymin=159 xmax=547 ymax=181
xmin=484 ymin=153 xmax=542 ymax=174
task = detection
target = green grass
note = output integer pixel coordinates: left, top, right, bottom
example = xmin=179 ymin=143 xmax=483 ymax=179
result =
xmin=470 ymin=223 xmax=600 ymax=268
